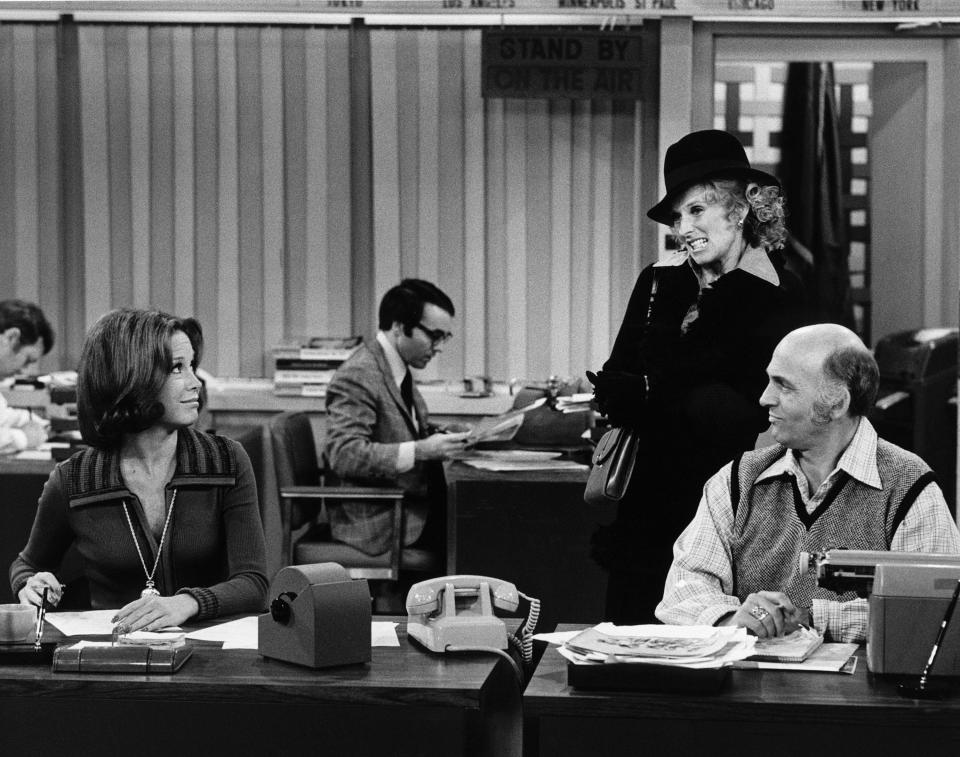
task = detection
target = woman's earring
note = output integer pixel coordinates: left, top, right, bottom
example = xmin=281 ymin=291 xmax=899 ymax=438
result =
xmin=736 ymin=218 xmax=744 ymax=229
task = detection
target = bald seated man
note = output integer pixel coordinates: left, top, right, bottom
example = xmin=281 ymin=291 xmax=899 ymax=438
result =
xmin=656 ymin=324 xmax=960 ymax=643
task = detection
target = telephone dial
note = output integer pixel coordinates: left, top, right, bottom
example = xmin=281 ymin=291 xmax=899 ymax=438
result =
xmin=405 ymin=575 xmax=540 ymax=663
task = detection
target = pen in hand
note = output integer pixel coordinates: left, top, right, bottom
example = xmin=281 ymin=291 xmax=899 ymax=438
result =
xmin=34 ymin=587 xmax=48 ymax=651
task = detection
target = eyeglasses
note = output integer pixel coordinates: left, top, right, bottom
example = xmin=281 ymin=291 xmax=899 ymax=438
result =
xmin=413 ymin=323 xmax=453 ymax=347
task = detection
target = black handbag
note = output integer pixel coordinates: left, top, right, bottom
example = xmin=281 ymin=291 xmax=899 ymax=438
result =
xmin=583 ymin=271 xmax=657 ymax=507
xmin=583 ymin=426 xmax=639 ymax=506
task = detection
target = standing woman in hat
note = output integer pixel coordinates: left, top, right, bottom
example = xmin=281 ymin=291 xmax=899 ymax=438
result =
xmin=589 ymin=130 xmax=807 ymax=623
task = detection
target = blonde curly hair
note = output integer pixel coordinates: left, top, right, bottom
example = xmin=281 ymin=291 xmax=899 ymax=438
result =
xmin=671 ymin=178 xmax=787 ymax=252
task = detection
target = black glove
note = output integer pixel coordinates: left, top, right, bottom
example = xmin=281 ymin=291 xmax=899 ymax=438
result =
xmin=586 ymin=370 xmax=647 ymax=427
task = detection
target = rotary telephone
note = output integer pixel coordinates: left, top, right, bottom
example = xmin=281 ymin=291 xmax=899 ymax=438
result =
xmin=405 ymin=575 xmax=540 ymax=663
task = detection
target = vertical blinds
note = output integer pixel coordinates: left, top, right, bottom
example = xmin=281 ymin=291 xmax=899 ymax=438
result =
xmin=0 ymin=21 xmax=655 ymax=382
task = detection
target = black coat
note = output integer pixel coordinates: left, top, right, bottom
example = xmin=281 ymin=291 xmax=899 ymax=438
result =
xmin=592 ymin=252 xmax=807 ymax=612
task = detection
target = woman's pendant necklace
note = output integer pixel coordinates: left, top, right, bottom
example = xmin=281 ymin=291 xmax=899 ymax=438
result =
xmin=122 ymin=489 xmax=178 ymax=598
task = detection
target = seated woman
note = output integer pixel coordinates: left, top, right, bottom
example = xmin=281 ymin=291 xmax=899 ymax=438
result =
xmin=10 ymin=308 xmax=267 ymax=632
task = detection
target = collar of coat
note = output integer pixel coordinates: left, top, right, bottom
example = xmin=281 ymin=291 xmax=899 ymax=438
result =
xmin=654 ymin=245 xmax=780 ymax=287
xmin=62 ymin=428 xmax=238 ymax=507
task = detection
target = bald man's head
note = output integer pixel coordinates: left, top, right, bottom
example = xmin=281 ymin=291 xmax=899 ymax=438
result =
xmin=781 ymin=324 xmax=878 ymax=420
xmin=779 ymin=324 xmax=865 ymax=361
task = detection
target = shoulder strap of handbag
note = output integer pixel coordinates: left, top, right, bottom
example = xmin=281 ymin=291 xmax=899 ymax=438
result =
xmin=641 ymin=270 xmax=660 ymax=395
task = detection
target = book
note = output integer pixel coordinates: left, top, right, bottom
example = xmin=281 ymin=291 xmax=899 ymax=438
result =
xmin=273 ymin=384 xmax=328 ymax=397
xmin=747 ymin=627 xmax=824 ymax=663
xmin=272 ymin=369 xmax=336 ymax=384
xmin=274 ymin=358 xmax=346 ymax=371
xmin=272 ymin=336 xmax=363 ymax=362
xmin=306 ymin=336 xmax=362 ymax=349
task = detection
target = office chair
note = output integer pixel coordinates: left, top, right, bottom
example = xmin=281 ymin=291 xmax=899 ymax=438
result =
xmin=268 ymin=411 xmax=437 ymax=581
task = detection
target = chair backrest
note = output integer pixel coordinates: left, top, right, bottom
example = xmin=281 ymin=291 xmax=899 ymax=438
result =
xmin=269 ymin=412 xmax=319 ymax=486
xmin=269 ymin=412 xmax=322 ymax=530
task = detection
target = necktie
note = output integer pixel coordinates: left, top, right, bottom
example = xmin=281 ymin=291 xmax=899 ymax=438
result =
xmin=400 ymin=370 xmax=414 ymax=414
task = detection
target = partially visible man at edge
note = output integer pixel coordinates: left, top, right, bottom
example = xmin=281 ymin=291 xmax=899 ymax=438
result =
xmin=657 ymin=323 xmax=960 ymax=643
xmin=0 ymin=299 xmax=54 ymax=455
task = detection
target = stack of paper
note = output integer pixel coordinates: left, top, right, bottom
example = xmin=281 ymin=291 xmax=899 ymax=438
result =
xmin=559 ymin=623 xmax=756 ymax=669
xmin=554 ymin=393 xmax=595 ymax=414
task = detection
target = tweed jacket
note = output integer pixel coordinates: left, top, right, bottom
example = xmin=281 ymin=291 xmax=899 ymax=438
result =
xmin=322 ymin=340 xmax=438 ymax=556
xmin=9 ymin=429 xmax=268 ymax=619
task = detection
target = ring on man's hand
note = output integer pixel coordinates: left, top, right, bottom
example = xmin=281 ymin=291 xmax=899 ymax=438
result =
xmin=749 ymin=606 xmax=770 ymax=621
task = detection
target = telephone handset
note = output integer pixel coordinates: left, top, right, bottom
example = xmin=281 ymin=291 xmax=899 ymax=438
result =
xmin=405 ymin=575 xmax=540 ymax=663
xmin=406 ymin=575 xmax=519 ymax=615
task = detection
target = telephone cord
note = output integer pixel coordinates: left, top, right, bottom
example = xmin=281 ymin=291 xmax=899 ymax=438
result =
xmin=512 ymin=593 xmax=541 ymax=664
xmin=443 ymin=645 xmax=524 ymax=688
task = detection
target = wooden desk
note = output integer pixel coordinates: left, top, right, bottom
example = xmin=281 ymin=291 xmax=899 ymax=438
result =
xmin=525 ymin=628 xmax=960 ymax=757
xmin=0 ymin=617 xmax=520 ymax=757
xmin=444 ymin=463 xmax=614 ymax=632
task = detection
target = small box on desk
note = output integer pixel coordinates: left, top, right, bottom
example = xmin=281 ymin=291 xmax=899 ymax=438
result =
xmin=567 ymin=660 xmax=729 ymax=694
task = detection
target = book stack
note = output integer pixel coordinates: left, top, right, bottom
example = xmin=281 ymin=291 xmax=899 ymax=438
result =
xmin=272 ymin=336 xmax=363 ymax=397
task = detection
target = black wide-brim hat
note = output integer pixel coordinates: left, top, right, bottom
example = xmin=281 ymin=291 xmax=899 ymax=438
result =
xmin=647 ymin=129 xmax=781 ymax=226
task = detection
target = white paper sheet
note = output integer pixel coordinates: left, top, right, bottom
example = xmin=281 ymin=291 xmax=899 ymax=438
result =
xmin=185 ymin=615 xmax=258 ymax=649
xmin=533 ymin=630 xmax=582 ymax=645
xmin=46 ymin=610 xmax=121 ymax=636
xmin=45 ymin=610 xmax=184 ymax=637
xmin=372 ymin=621 xmax=400 ymax=647
xmin=183 ymin=617 xmax=402 ymax=650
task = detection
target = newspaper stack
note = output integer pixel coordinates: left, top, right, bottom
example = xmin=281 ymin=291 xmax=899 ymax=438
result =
xmin=560 ymin=623 xmax=756 ymax=669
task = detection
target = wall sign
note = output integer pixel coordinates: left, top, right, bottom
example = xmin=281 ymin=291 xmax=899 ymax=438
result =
xmin=482 ymin=30 xmax=644 ymax=99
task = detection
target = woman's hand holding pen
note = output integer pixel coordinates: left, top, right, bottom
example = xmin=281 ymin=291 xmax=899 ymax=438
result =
xmin=112 ymin=593 xmax=199 ymax=634
xmin=18 ymin=571 xmax=63 ymax=608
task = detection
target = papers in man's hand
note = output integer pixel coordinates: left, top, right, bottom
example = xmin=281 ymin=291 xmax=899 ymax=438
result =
xmin=560 ymin=623 xmax=756 ymax=669
xmin=464 ymin=398 xmax=547 ymax=444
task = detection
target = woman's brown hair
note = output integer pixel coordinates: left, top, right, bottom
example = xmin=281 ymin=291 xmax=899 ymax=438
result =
xmin=77 ymin=308 xmax=203 ymax=450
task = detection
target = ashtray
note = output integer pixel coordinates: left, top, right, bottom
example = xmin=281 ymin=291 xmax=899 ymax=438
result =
xmin=0 ymin=641 xmax=57 ymax=665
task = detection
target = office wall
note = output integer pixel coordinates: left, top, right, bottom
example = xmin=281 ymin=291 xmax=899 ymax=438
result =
xmin=0 ymin=20 xmax=659 ymax=383
xmin=0 ymin=24 xmax=63 ymax=369
xmin=78 ymin=24 xmax=355 ymax=379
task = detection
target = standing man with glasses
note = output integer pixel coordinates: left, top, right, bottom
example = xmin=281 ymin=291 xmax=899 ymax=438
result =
xmin=323 ymin=279 xmax=470 ymax=562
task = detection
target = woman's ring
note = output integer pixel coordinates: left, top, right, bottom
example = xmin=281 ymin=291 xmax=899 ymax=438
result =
xmin=750 ymin=606 xmax=770 ymax=621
